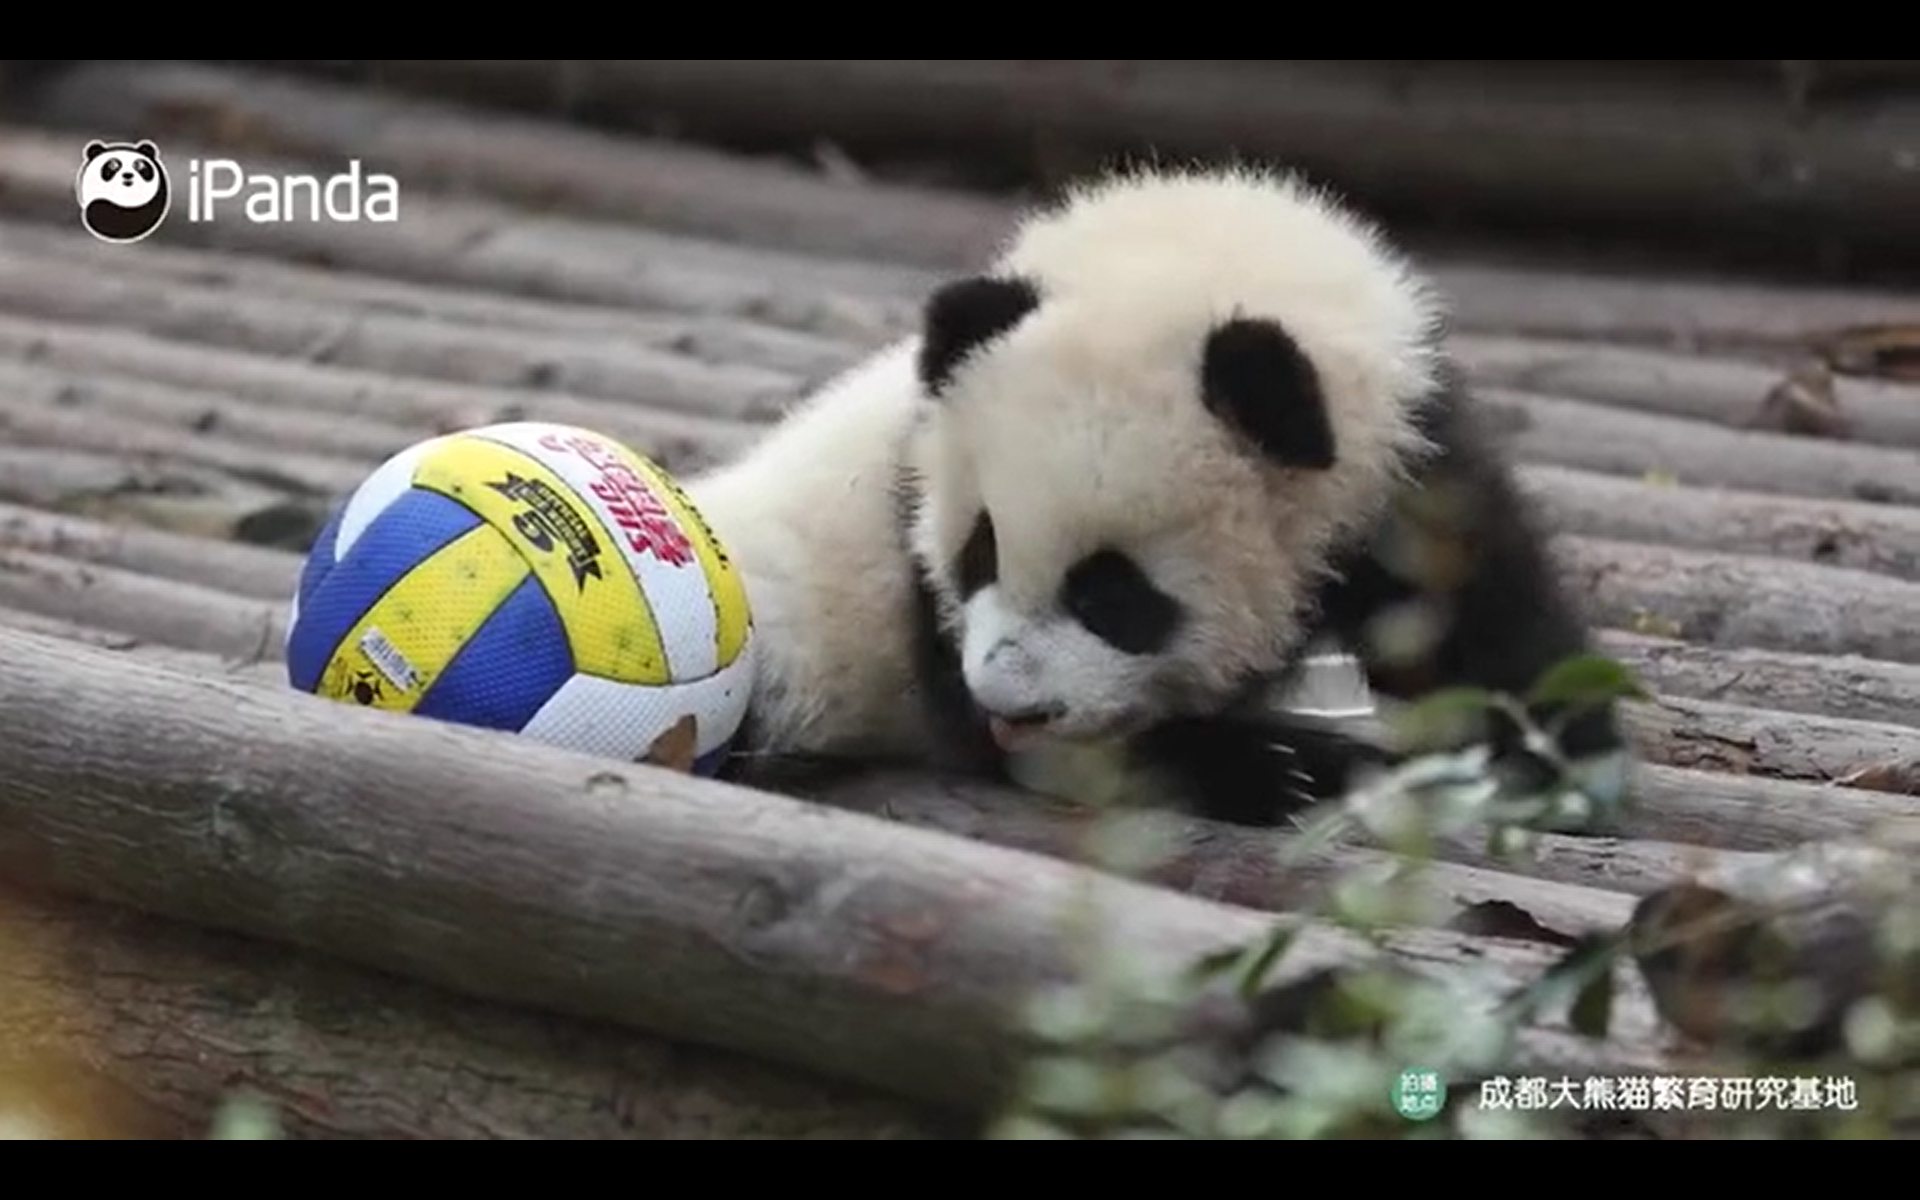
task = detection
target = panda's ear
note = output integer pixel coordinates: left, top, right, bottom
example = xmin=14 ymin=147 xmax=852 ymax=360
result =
xmin=1201 ymin=316 xmax=1337 ymax=469
xmin=133 ymin=141 xmax=159 ymax=160
xmin=918 ymin=275 xmax=1041 ymax=398
xmin=84 ymin=140 xmax=106 ymax=162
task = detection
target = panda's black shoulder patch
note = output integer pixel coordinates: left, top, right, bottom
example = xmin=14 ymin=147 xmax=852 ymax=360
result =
xmin=919 ymin=275 xmax=1041 ymax=397
xmin=1201 ymin=316 xmax=1337 ymax=469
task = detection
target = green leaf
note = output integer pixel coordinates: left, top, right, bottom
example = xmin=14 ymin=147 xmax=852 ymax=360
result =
xmin=1238 ymin=926 xmax=1299 ymax=998
xmin=1501 ymin=933 xmax=1622 ymax=1030
xmin=1388 ymin=686 xmax=1498 ymax=751
xmin=1187 ymin=944 xmax=1255 ymax=987
xmin=1570 ymin=963 xmax=1616 ymax=1038
xmin=1525 ymin=654 xmax=1649 ymax=710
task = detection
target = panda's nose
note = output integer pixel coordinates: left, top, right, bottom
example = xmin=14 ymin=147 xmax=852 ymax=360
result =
xmin=119 ymin=173 xmax=134 ymax=182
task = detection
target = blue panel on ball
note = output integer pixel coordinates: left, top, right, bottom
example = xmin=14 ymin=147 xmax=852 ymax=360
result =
xmin=692 ymin=746 xmax=729 ymax=778
xmin=295 ymin=499 xmax=348 ymax=613
xmin=413 ymin=572 xmax=575 ymax=734
xmin=287 ymin=488 xmax=484 ymax=693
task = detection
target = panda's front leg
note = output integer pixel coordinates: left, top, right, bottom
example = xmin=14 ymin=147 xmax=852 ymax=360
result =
xmin=1124 ymin=714 xmax=1392 ymax=827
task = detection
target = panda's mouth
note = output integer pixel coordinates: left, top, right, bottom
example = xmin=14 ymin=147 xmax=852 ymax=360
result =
xmin=983 ymin=705 xmax=1065 ymax=750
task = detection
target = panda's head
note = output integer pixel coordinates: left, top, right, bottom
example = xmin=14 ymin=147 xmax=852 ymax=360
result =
xmin=903 ymin=166 xmax=1444 ymax=745
xmin=76 ymin=140 xmax=170 ymax=243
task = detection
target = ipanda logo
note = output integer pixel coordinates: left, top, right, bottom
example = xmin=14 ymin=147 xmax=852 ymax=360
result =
xmin=76 ymin=138 xmax=400 ymax=246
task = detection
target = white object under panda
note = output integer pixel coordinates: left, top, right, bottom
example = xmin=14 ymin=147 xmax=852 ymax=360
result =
xmin=685 ymin=165 xmax=1623 ymax=825
xmin=75 ymin=140 xmax=170 ymax=244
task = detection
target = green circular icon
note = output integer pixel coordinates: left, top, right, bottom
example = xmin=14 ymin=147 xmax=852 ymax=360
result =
xmin=1391 ymin=1066 xmax=1447 ymax=1122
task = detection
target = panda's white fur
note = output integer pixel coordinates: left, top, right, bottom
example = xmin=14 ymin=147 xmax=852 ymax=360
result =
xmin=688 ymin=164 xmax=1618 ymax=821
xmin=905 ymin=167 xmax=1438 ymax=744
xmin=686 ymin=342 xmax=933 ymax=763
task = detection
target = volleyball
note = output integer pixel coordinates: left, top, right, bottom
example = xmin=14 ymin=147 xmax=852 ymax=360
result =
xmin=284 ymin=421 xmax=755 ymax=777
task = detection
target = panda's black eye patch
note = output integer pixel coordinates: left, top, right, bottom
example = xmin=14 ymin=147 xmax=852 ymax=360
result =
xmin=101 ymin=158 xmax=121 ymax=177
xmin=1060 ymin=549 xmax=1181 ymax=655
xmin=956 ymin=510 xmax=997 ymax=596
xmin=135 ymin=160 xmax=154 ymax=181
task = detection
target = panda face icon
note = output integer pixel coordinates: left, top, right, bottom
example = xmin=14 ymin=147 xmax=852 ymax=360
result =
xmin=76 ymin=139 xmax=171 ymax=244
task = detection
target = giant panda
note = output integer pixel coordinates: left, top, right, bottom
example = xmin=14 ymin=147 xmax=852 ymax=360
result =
xmin=686 ymin=164 xmax=1623 ymax=826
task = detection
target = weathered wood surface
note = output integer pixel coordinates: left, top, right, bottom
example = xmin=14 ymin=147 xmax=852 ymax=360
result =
xmin=191 ymin=59 xmax=1920 ymax=272
xmin=0 ymin=886 xmax=954 ymax=1140
xmin=0 ymin=628 xmax=1684 ymax=1118
xmin=0 ymin=61 xmax=1916 ymax=1138
xmin=8 ymin=69 xmax=1920 ymax=351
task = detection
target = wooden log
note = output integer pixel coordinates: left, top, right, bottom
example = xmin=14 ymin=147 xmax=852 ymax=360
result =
xmin=0 ymin=605 xmax=1786 ymax=927
xmin=0 ymin=314 xmax=757 ymax=478
xmin=0 ymin=549 xmax=283 ymax=661
xmin=0 ymin=369 xmax=371 ymax=499
xmin=11 ymin=244 xmax=1920 ymax=565
xmin=1377 ymin=60 xmax=1920 ymax=92
xmin=87 ymin=60 xmax=1014 ymax=272
xmin=1629 ymin=838 xmax=1920 ymax=1058
xmin=1623 ymin=696 xmax=1920 ymax=786
xmin=0 ymin=128 xmax=926 ymax=345
xmin=1521 ymin=465 xmax=1920 ymax=582
xmin=0 ymin=500 xmax=299 ymax=601
xmin=0 ymin=351 xmax=434 ymax=464
xmin=0 ymin=246 xmax=808 ymax=423
xmin=0 ymin=603 xmax=285 ymax=687
xmin=1599 ymin=632 xmax=1920 ymax=731
xmin=1561 ymin=536 xmax=1920 ymax=664
xmin=1624 ymin=763 xmax=1920 ymax=854
xmin=1487 ymin=388 xmax=1920 ymax=506
xmin=2 ymin=86 xmax=1908 ymax=356
xmin=16 ymin=307 xmax=1920 ymax=603
xmin=0 ymin=444 xmax=315 ymax=545
xmin=792 ymin=754 xmax=1920 ymax=871
xmin=0 ymin=627 xmax=1684 ymax=1114
xmin=0 ymin=601 xmax=1875 ymax=921
xmin=0 ymin=610 xmax=1638 ymax=943
xmin=1458 ymin=335 xmax=1920 ymax=449
xmin=8 ymin=593 xmax=1908 ymax=960
xmin=5 ymin=220 xmax=865 ymax=380
xmin=800 ymin=766 xmax=1642 ymax=941
xmin=12 ymin=310 xmax=1920 ymax=586
xmin=0 ymin=886 xmax=953 ymax=1140
xmin=0 ymin=326 xmax=756 ymax=484
xmin=224 ymin=59 xmax=1920 ymax=267
xmin=38 ymin=214 xmax=1918 ymax=444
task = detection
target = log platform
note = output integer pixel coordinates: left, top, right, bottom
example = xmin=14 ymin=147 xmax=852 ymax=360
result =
xmin=0 ymin=62 xmax=1915 ymax=1141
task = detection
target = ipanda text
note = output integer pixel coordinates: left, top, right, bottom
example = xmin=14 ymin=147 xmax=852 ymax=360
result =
xmin=186 ymin=159 xmax=399 ymax=224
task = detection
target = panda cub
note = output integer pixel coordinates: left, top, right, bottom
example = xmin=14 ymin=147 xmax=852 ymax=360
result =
xmin=686 ymin=165 xmax=1622 ymax=825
